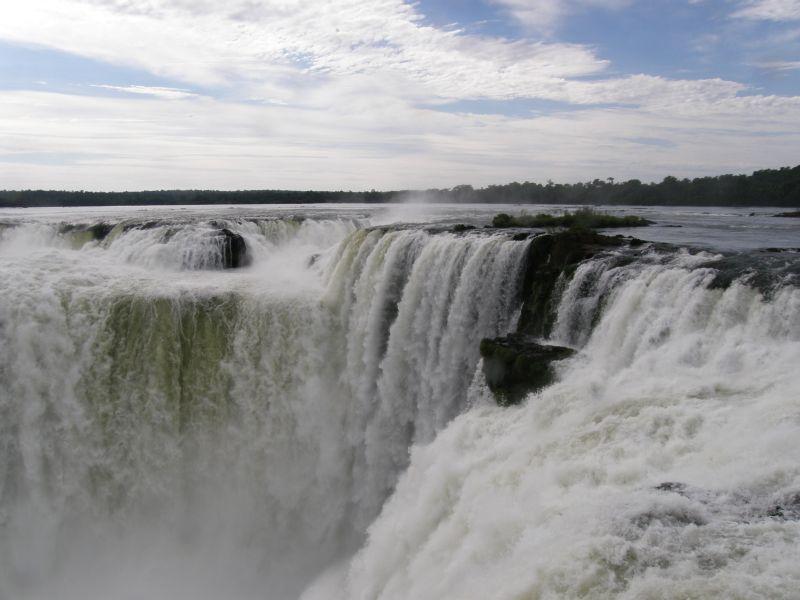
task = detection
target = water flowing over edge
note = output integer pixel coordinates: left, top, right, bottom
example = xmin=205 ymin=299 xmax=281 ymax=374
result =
xmin=0 ymin=218 xmax=528 ymax=598
xmin=314 ymin=249 xmax=800 ymax=600
xmin=0 ymin=214 xmax=798 ymax=599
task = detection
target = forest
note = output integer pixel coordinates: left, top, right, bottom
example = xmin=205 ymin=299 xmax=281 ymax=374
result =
xmin=1 ymin=165 xmax=798 ymax=208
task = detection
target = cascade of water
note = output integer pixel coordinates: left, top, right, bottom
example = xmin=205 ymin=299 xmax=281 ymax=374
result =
xmin=326 ymin=255 xmax=800 ymax=600
xmin=0 ymin=221 xmax=529 ymax=599
xmin=324 ymin=230 xmax=529 ymax=528
xmin=5 ymin=212 xmax=797 ymax=600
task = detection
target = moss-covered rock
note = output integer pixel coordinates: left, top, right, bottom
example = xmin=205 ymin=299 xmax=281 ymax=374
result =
xmin=480 ymin=335 xmax=574 ymax=406
xmin=516 ymin=230 xmax=627 ymax=338
xmin=481 ymin=230 xmax=644 ymax=407
xmin=58 ymin=222 xmax=116 ymax=246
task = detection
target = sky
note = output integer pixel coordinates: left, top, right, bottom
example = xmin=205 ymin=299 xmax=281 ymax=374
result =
xmin=0 ymin=0 xmax=799 ymax=191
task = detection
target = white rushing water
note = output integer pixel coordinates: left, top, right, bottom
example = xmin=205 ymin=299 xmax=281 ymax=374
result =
xmin=0 ymin=206 xmax=798 ymax=599
xmin=0 ymin=212 xmax=528 ymax=599
xmin=315 ymin=253 xmax=800 ymax=600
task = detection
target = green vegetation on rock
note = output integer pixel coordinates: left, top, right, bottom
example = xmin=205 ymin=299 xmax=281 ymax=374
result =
xmin=492 ymin=208 xmax=652 ymax=229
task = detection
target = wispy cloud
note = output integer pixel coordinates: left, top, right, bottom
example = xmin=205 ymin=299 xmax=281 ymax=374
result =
xmin=733 ymin=0 xmax=800 ymax=21
xmin=0 ymin=0 xmax=608 ymax=100
xmin=0 ymin=0 xmax=761 ymax=108
xmin=92 ymin=85 xmax=198 ymax=99
xmin=489 ymin=0 xmax=633 ymax=31
xmin=750 ymin=59 xmax=800 ymax=70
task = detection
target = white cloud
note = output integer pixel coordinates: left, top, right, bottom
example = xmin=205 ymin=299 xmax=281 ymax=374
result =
xmin=0 ymin=0 xmax=763 ymax=109
xmin=0 ymin=0 xmax=798 ymax=189
xmin=0 ymin=0 xmax=608 ymax=101
xmin=733 ymin=0 xmax=800 ymax=21
xmin=91 ymin=85 xmax=199 ymax=99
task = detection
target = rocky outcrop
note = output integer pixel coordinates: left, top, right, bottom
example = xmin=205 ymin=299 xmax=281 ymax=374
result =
xmin=492 ymin=210 xmax=652 ymax=229
xmin=480 ymin=335 xmax=574 ymax=406
xmin=515 ymin=230 xmax=630 ymax=338
xmin=217 ymin=228 xmax=251 ymax=269
xmin=64 ymin=220 xmax=252 ymax=269
xmin=705 ymin=252 xmax=800 ymax=294
xmin=121 ymin=220 xmax=164 ymax=233
xmin=478 ymin=230 xmax=647 ymax=406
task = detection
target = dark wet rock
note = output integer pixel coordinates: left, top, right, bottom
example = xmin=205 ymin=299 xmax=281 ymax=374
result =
xmin=58 ymin=222 xmax=116 ymax=241
xmin=121 ymin=220 xmax=165 ymax=233
xmin=217 ymin=228 xmax=250 ymax=269
xmin=761 ymin=247 xmax=800 ymax=253
xmin=137 ymin=220 xmax=163 ymax=230
xmin=707 ymin=261 xmax=746 ymax=291
xmin=422 ymin=224 xmax=496 ymax=236
xmin=706 ymin=252 xmax=800 ymax=295
xmin=515 ymin=230 xmax=630 ymax=338
xmin=480 ymin=334 xmax=574 ymax=406
xmin=87 ymin=223 xmax=115 ymax=240
xmin=307 ymin=253 xmax=320 ymax=267
xmin=766 ymin=492 xmax=800 ymax=520
xmin=655 ymin=482 xmax=688 ymax=494
xmin=774 ymin=211 xmax=800 ymax=218
xmin=160 ymin=227 xmax=179 ymax=243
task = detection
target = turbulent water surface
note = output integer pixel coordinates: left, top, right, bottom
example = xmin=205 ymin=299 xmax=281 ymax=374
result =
xmin=0 ymin=204 xmax=798 ymax=599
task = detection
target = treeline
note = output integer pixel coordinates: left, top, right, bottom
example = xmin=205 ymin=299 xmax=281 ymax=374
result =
xmin=428 ymin=165 xmax=800 ymax=207
xmin=2 ymin=165 xmax=799 ymax=208
xmin=0 ymin=189 xmax=396 ymax=208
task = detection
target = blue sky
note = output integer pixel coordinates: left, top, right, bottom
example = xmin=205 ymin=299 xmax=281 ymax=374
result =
xmin=0 ymin=0 xmax=798 ymax=190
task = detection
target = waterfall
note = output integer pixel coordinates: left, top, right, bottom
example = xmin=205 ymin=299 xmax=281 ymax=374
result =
xmin=324 ymin=251 xmax=800 ymax=600
xmin=0 ymin=218 xmax=529 ymax=599
xmin=2 ymin=212 xmax=798 ymax=600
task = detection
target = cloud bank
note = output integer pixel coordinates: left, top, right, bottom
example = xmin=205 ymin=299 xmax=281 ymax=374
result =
xmin=0 ymin=0 xmax=798 ymax=190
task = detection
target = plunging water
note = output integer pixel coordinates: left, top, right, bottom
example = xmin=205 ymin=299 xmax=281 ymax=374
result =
xmin=0 ymin=205 xmax=798 ymax=599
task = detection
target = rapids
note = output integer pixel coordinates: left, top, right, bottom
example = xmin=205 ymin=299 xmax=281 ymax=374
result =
xmin=0 ymin=205 xmax=798 ymax=599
